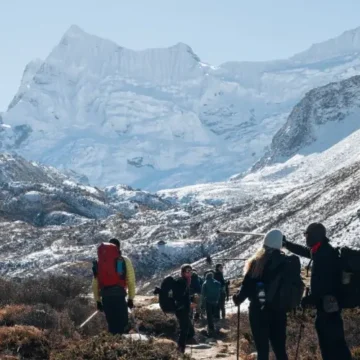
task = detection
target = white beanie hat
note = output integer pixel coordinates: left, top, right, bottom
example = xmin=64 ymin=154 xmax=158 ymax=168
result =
xmin=263 ymin=229 xmax=283 ymax=250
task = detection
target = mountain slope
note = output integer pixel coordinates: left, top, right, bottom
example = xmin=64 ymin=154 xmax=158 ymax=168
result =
xmin=0 ymin=154 xmax=172 ymax=226
xmin=3 ymin=26 xmax=360 ymax=189
xmin=254 ymin=75 xmax=360 ymax=170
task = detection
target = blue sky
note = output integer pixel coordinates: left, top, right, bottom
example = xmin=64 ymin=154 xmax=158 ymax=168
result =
xmin=1 ymin=0 xmax=360 ymax=111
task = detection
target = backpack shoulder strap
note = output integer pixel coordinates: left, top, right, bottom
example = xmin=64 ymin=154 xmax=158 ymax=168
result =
xmin=92 ymin=260 xmax=98 ymax=277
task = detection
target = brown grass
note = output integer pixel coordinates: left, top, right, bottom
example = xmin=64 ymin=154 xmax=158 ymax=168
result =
xmin=51 ymin=333 xmax=189 ymax=360
xmin=133 ymin=308 xmax=178 ymax=339
xmin=0 ymin=325 xmax=50 ymax=359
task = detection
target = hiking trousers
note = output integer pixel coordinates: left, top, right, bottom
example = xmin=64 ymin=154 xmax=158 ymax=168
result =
xmin=206 ymin=302 xmax=217 ymax=333
xmin=214 ymin=292 xmax=226 ymax=319
xmin=249 ymin=304 xmax=288 ymax=360
xmin=315 ymin=310 xmax=352 ymax=360
xmin=101 ymin=286 xmax=128 ymax=335
xmin=175 ymin=309 xmax=195 ymax=352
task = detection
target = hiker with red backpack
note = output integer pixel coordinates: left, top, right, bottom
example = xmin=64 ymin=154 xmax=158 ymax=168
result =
xmin=283 ymin=223 xmax=352 ymax=360
xmin=233 ymin=229 xmax=303 ymax=360
xmin=92 ymin=238 xmax=136 ymax=335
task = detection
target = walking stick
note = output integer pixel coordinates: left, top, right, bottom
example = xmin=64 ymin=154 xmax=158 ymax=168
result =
xmin=236 ymin=305 xmax=240 ymax=360
xmin=295 ymin=288 xmax=310 ymax=360
xmin=79 ymin=310 xmax=98 ymax=329
xmin=216 ymin=230 xmax=266 ymax=237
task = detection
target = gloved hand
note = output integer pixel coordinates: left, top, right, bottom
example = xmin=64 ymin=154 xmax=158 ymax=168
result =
xmin=96 ymin=301 xmax=103 ymax=312
xmin=301 ymin=295 xmax=315 ymax=309
xmin=233 ymin=294 xmax=241 ymax=306
xmin=153 ymin=287 xmax=161 ymax=295
xmin=226 ymin=295 xmax=230 ymax=302
xmin=282 ymin=235 xmax=288 ymax=247
xmin=127 ymin=299 xmax=134 ymax=309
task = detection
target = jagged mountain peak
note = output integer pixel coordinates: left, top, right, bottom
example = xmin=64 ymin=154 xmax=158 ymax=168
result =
xmin=63 ymin=24 xmax=87 ymax=38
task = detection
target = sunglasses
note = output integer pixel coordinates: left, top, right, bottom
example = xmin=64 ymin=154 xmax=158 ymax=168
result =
xmin=184 ymin=269 xmax=192 ymax=273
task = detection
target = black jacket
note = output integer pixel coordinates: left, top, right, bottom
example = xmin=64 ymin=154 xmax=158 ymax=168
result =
xmin=285 ymin=240 xmax=342 ymax=307
xmin=235 ymin=250 xmax=287 ymax=305
xmin=173 ymin=277 xmax=191 ymax=312
xmin=214 ymin=271 xmax=229 ymax=297
xmin=190 ymin=272 xmax=202 ymax=295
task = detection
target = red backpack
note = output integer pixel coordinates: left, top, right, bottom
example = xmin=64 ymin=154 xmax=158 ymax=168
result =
xmin=96 ymin=242 xmax=126 ymax=289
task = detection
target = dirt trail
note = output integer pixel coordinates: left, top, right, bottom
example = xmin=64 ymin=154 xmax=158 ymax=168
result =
xmin=136 ymin=295 xmax=246 ymax=360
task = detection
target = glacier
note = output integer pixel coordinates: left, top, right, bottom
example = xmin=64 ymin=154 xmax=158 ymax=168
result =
xmin=3 ymin=25 xmax=360 ymax=189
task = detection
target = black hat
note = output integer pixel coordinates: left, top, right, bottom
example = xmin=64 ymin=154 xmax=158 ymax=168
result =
xmin=305 ymin=223 xmax=326 ymax=247
xmin=215 ymin=263 xmax=223 ymax=271
xmin=109 ymin=238 xmax=120 ymax=249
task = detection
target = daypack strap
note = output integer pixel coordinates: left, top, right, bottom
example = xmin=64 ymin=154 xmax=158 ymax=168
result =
xmin=306 ymin=259 xmax=313 ymax=277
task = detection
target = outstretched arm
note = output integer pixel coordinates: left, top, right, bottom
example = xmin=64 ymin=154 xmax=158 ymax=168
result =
xmin=283 ymin=237 xmax=311 ymax=259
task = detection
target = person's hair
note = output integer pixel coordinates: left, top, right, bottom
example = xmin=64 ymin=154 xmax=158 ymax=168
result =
xmin=244 ymin=246 xmax=275 ymax=278
xmin=215 ymin=263 xmax=223 ymax=271
xmin=181 ymin=264 xmax=192 ymax=273
xmin=109 ymin=238 xmax=120 ymax=249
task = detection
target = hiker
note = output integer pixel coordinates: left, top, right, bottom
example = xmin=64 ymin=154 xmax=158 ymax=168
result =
xmin=283 ymin=223 xmax=352 ymax=360
xmin=201 ymin=271 xmax=221 ymax=336
xmin=173 ymin=264 xmax=196 ymax=354
xmin=92 ymin=238 xmax=136 ymax=335
xmin=214 ymin=263 xmax=229 ymax=319
xmin=190 ymin=268 xmax=203 ymax=320
xmin=233 ymin=229 xmax=290 ymax=360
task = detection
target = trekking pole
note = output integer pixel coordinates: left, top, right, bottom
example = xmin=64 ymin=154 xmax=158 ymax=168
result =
xmin=79 ymin=310 xmax=98 ymax=329
xmin=236 ymin=305 xmax=240 ymax=360
xmin=216 ymin=230 xmax=266 ymax=237
xmin=128 ymin=309 xmax=140 ymax=338
xmin=295 ymin=288 xmax=310 ymax=360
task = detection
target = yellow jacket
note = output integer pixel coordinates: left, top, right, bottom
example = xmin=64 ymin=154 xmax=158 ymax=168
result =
xmin=92 ymin=256 xmax=136 ymax=302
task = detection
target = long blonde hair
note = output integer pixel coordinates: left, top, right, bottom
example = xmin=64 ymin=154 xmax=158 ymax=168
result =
xmin=244 ymin=246 xmax=275 ymax=279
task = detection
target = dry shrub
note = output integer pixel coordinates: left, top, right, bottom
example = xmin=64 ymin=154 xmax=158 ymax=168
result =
xmin=17 ymin=275 xmax=88 ymax=310
xmin=0 ymin=304 xmax=59 ymax=330
xmin=0 ymin=275 xmax=89 ymax=310
xmin=0 ymin=305 xmax=32 ymax=326
xmin=63 ymin=297 xmax=92 ymax=326
xmin=0 ymin=279 xmax=21 ymax=305
xmin=51 ymin=333 xmax=189 ymax=360
xmin=0 ymin=325 xmax=50 ymax=360
xmin=134 ymin=308 xmax=178 ymax=338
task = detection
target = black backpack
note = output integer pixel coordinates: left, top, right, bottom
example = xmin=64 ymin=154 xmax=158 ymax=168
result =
xmin=266 ymin=255 xmax=305 ymax=312
xmin=154 ymin=276 xmax=177 ymax=313
xmin=338 ymin=246 xmax=360 ymax=309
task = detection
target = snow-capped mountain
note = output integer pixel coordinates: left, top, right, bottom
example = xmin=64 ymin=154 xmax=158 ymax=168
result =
xmin=254 ymin=75 xmax=360 ymax=170
xmin=3 ymin=25 xmax=360 ymax=189
xmin=2 ymin=102 xmax=360 ymax=282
